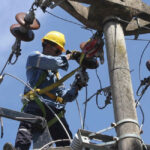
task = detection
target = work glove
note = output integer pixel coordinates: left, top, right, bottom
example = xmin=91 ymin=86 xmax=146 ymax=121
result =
xmin=71 ymin=68 xmax=89 ymax=90
xmin=66 ymin=50 xmax=99 ymax=69
xmin=66 ymin=50 xmax=81 ymax=61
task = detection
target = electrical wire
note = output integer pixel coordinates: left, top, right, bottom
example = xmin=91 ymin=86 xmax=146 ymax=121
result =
xmin=126 ymin=38 xmax=150 ymax=42
xmin=83 ymin=86 xmax=88 ymax=129
xmin=46 ymin=10 xmax=84 ymax=27
xmin=135 ymin=101 xmax=145 ymax=132
xmin=118 ymin=17 xmax=150 ymax=30
xmin=0 ymin=117 xmax=3 ymax=138
xmin=40 ymin=139 xmax=71 ymax=150
xmin=1 ymin=72 xmax=72 ymax=143
xmin=75 ymin=98 xmax=84 ymax=129
xmin=95 ymin=68 xmax=102 ymax=89
xmin=96 ymin=93 xmax=106 ymax=110
xmin=138 ymin=104 xmax=145 ymax=132
xmin=45 ymin=104 xmax=72 ymax=142
xmin=45 ymin=10 xmax=94 ymax=33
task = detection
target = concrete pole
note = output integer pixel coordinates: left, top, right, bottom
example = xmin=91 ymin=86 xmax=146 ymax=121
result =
xmin=103 ymin=18 xmax=142 ymax=150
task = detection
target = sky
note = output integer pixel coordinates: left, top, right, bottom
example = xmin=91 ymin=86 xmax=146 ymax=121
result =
xmin=0 ymin=0 xmax=150 ymax=149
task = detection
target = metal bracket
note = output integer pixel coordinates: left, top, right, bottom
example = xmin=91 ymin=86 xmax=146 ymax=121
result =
xmin=71 ymin=129 xmax=116 ymax=150
xmin=0 ymin=107 xmax=51 ymax=149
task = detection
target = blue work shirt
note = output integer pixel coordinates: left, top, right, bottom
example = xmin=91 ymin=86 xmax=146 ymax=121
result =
xmin=24 ymin=51 xmax=78 ymax=109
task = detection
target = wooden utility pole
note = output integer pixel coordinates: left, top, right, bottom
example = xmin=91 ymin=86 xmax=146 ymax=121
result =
xmin=103 ymin=18 xmax=142 ymax=150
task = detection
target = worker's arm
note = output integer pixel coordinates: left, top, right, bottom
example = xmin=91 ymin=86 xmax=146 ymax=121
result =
xmin=26 ymin=51 xmax=70 ymax=71
xmin=56 ymin=83 xmax=79 ymax=103
xmin=57 ymin=70 xmax=89 ymax=103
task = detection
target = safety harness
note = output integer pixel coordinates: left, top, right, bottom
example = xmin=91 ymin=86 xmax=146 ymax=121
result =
xmin=23 ymin=67 xmax=80 ymax=127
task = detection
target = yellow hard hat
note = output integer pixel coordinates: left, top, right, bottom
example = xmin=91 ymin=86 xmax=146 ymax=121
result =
xmin=42 ymin=31 xmax=66 ymax=52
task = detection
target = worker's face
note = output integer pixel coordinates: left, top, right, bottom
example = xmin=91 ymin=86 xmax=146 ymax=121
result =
xmin=43 ymin=42 xmax=62 ymax=56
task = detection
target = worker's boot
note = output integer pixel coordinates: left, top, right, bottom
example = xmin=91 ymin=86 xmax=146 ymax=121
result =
xmin=3 ymin=142 xmax=16 ymax=150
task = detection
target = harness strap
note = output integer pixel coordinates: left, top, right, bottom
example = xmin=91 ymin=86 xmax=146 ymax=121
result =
xmin=44 ymin=92 xmax=63 ymax=103
xmin=23 ymin=67 xmax=80 ymax=117
xmin=24 ymin=67 xmax=80 ymax=99
xmin=79 ymin=53 xmax=85 ymax=65
xmin=55 ymin=71 xmax=60 ymax=80
xmin=34 ymin=97 xmax=46 ymax=118
xmin=34 ymin=71 xmax=48 ymax=88
xmin=37 ymin=66 xmax=81 ymax=95
xmin=47 ymin=110 xmax=65 ymax=128
xmin=22 ymin=71 xmax=47 ymax=116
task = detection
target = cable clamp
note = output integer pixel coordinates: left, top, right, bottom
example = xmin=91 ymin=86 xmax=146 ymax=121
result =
xmin=115 ymin=134 xmax=142 ymax=142
xmin=115 ymin=118 xmax=140 ymax=129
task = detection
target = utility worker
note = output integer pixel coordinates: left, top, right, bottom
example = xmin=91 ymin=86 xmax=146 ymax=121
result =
xmin=3 ymin=31 xmax=89 ymax=150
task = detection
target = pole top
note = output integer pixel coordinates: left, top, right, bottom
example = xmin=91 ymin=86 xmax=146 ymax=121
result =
xmin=55 ymin=0 xmax=150 ymax=35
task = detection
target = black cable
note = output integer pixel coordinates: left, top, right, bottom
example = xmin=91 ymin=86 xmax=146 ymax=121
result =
xmin=46 ymin=10 xmax=84 ymax=27
xmin=45 ymin=10 xmax=94 ymax=33
xmin=96 ymin=93 xmax=106 ymax=109
xmin=95 ymin=68 xmax=102 ymax=89
xmin=126 ymin=38 xmax=150 ymax=42
xmin=83 ymin=91 xmax=98 ymax=104
xmin=83 ymin=86 xmax=88 ymax=129
xmin=119 ymin=17 xmax=150 ymax=30
xmin=0 ymin=117 xmax=3 ymax=138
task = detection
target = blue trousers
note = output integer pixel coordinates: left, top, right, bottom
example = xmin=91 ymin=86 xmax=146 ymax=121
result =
xmin=15 ymin=101 xmax=72 ymax=150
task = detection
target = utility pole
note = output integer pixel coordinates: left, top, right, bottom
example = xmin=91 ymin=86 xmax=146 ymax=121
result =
xmin=103 ymin=17 xmax=142 ymax=150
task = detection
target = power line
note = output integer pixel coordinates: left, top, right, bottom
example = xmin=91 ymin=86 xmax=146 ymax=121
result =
xmin=45 ymin=10 xmax=94 ymax=33
xmin=126 ymin=38 xmax=150 ymax=42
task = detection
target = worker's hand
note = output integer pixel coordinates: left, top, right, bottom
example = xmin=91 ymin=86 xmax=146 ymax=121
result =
xmin=66 ymin=50 xmax=81 ymax=60
xmin=71 ymin=69 xmax=89 ymax=90
xmin=70 ymin=51 xmax=81 ymax=60
xmin=66 ymin=53 xmax=72 ymax=60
